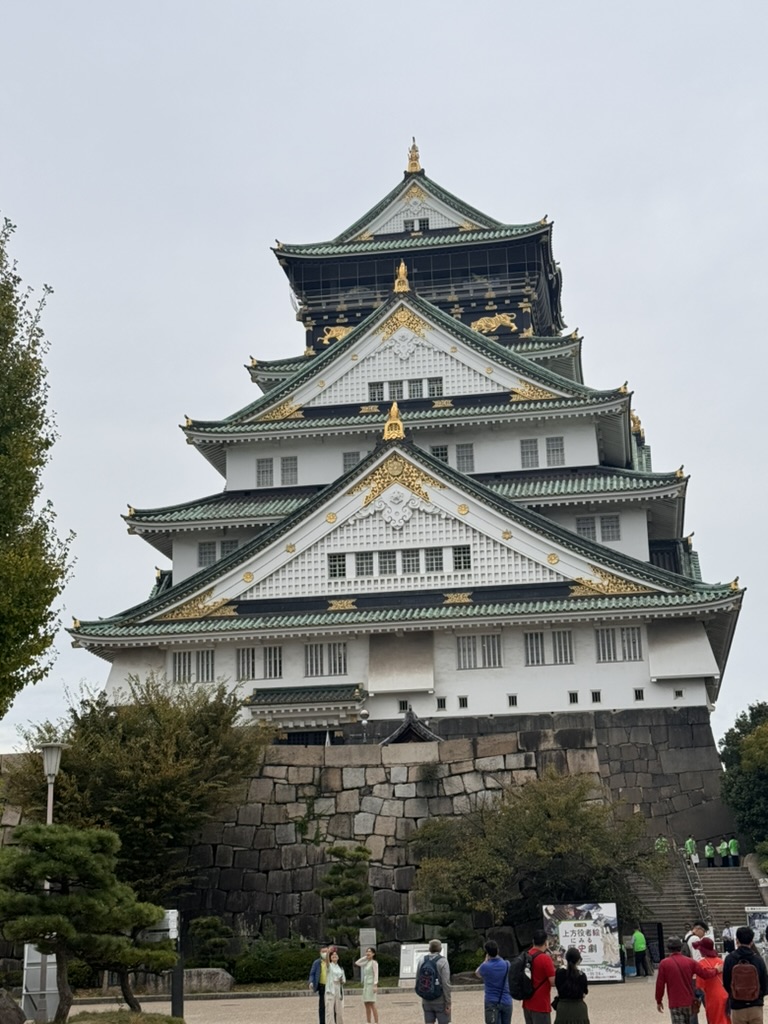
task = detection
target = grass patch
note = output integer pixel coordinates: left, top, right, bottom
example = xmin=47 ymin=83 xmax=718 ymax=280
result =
xmin=70 ymin=1013 xmax=184 ymax=1024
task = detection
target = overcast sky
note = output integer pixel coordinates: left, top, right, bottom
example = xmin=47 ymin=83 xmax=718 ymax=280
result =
xmin=1 ymin=0 xmax=765 ymax=752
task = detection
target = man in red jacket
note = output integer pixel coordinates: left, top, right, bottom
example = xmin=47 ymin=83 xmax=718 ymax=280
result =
xmin=655 ymin=936 xmax=720 ymax=1022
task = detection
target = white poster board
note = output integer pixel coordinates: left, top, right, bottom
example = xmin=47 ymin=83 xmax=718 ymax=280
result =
xmin=745 ymin=906 xmax=768 ymax=959
xmin=399 ymin=943 xmax=449 ymax=989
xmin=543 ymin=902 xmax=622 ymax=982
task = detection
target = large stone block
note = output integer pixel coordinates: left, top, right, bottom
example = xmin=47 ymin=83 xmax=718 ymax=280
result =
xmin=396 ymin=818 xmax=417 ymax=841
xmin=266 ymin=870 xmax=291 ymax=893
xmin=274 ymin=892 xmax=301 ymax=916
xmin=300 ymin=891 xmax=323 ymax=915
xmin=383 ymin=742 xmax=439 ymax=766
xmin=382 ymin=844 xmax=407 ymax=866
xmin=258 ymin=848 xmax=282 ymax=871
xmin=374 ymin=816 xmax=397 ymax=836
xmin=373 ymin=783 xmax=393 ymax=798
xmin=442 ymin=774 xmax=465 ymax=796
xmin=266 ymin=746 xmax=324 ymax=767
xmin=519 ymin=729 xmax=558 ymax=752
xmin=537 ymin=749 xmax=568 ymax=774
xmin=678 ymin=771 xmax=703 ymax=792
xmin=367 ymin=766 xmax=388 ymax=784
xmin=370 ymin=865 xmax=395 ymax=888
xmin=365 ymin=835 xmax=386 ymax=861
xmin=320 ymin=766 xmax=342 ymax=790
xmin=566 ymin=749 xmax=600 ymax=775
xmin=380 ymin=799 xmax=405 ymax=818
xmin=313 ymin=797 xmax=336 ymax=817
xmin=262 ymin=765 xmax=289 ymax=779
xmin=327 ymin=814 xmax=352 ymax=839
xmin=325 ymin=744 xmax=382 ymax=767
xmin=336 ymin=790 xmax=361 ymax=813
xmin=660 ymin=747 xmax=719 ymax=775
xmin=361 ymin=796 xmax=384 ymax=815
xmin=215 ymin=846 xmax=234 ymax=868
xmin=275 ymin=823 xmax=297 ymax=845
xmin=222 ymin=825 xmax=255 ymax=848
xmin=253 ymin=829 xmax=276 ymax=850
xmin=274 ymin=784 xmax=297 ymax=804
xmin=219 ymin=867 xmax=245 ymax=890
xmin=262 ymin=804 xmax=288 ymax=824
xmin=390 ymin=765 xmax=409 ymax=783
xmin=248 ymin=778 xmax=276 ymax=803
xmin=233 ymin=849 xmax=261 ymax=869
xmin=475 ymin=755 xmax=505 ymax=772
xmin=394 ymin=865 xmax=416 ymax=890
xmin=291 ymin=866 xmax=314 ymax=891
xmin=242 ymin=871 xmax=267 ymax=891
xmin=475 ymin=734 xmax=518 ymax=757
xmin=374 ymin=889 xmax=407 ymax=915
xmin=343 ymin=767 xmax=367 ymax=789
xmin=280 ymin=844 xmax=308 ymax=870
xmin=394 ymin=914 xmax=424 ymax=941
xmin=188 ymin=845 xmax=214 ymax=869
xmin=555 ymin=727 xmax=596 ymax=749
xmin=354 ymin=812 xmax=376 ymax=835
xmin=463 ymin=772 xmax=486 ymax=794
xmin=427 ymin=796 xmax=453 ymax=816
xmin=438 ymin=738 xmax=475 ymax=762
xmin=395 ymin=783 xmax=416 ymax=798
xmin=237 ymin=804 xmax=263 ymax=826
xmin=403 ymin=797 xmax=429 ymax=818
xmin=288 ymin=766 xmax=316 ymax=784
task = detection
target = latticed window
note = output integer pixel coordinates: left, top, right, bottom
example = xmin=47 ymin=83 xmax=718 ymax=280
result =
xmin=457 ymin=635 xmax=477 ymax=670
xmin=398 ymin=699 xmax=409 ymax=713
xmin=524 ymin=632 xmax=545 ymax=666
xmin=305 ymin=644 xmax=324 ymax=677
xmin=507 ymin=694 xmax=518 ymax=707
xmin=256 ymin=458 xmax=274 ymax=487
xmin=456 ymin=443 xmax=475 ymax=472
xmin=402 ymin=549 xmax=421 ymax=573
xmin=305 ymin=642 xmax=346 ymax=676
xmin=196 ymin=649 xmax=215 ymax=683
xmin=452 ymin=545 xmax=471 ymax=571
xmin=403 ymin=219 xmax=414 ymax=232
xmin=595 ymin=628 xmax=617 ymax=662
xmin=458 ymin=695 xmax=468 ymax=708
xmin=388 ymin=380 xmax=404 ymax=401
xmin=520 ymin=439 xmax=539 ymax=468
xmin=430 ymin=445 xmax=449 ymax=463
xmin=436 ymin=697 xmax=446 ymax=710
xmin=621 ymin=626 xmax=642 ymax=661
xmin=172 ymin=651 xmax=192 ymax=682
xmin=546 ymin=436 xmax=565 ymax=467
xmin=328 ymin=553 xmax=346 ymax=579
xmin=481 ymin=634 xmax=502 ymax=668
xmin=220 ymin=539 xmax=239 ymax=558
xmin=601 ymin=515 xmax=621 ymax=541
xmin=424 ymin=547 xmax=443 ymax=572
xmin=634 ymin=688 xmax=645 ymax=701
xmin=379 ymin=550 xmax=397 ymax=575
xmin=263 ymin=646 xmax=283 ymax=679
xmin=343 ymin=451 xmax=361 ymax=471
xmin=569 ymin=691 xmax=579 ymax=705
xmin=408 ymin=379 xmax=423 ymax=399
xmin=281 ymin=456 xmax=298 ymax=486
xmin=356 ymin=552 xmax=374 ymax=577
xmin=576 ymin=516 xmax=597 ymax=541
xmin=368 ymin=382 xmax=384 ymax=402
xmin=197 ymin=541 xmax=217 ymax=568
xmin=427 ymin=377 xmax=443 ymax=397
xmin=328 ymin=642 xmax=347 ymax=675
xmin=418 ymin=218 xmax=430 ymax=232
xmin=591 ymin=690 xmax=602 ymax=703
xmin=552 ymin=630 xmax=573 ymax=665
xmin=236 ymin=647 xmax=257 ymax=681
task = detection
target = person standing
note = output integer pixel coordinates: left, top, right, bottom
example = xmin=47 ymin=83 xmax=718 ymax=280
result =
xmin=355 ymin=947 xmax=379 ymax=1024
xmin=718 ymin=837 xmax=730 ymax=868
xmin=723 ymin=925 xmax=768 ymax=1024
xmin=723 ymin=922 xmax=736 ymax=955
xmin=521 ymin=928 xmax=556 ymax=1024
xmin=325 ymin=949 xmax=346 ymax=1024
xmin=554 ymin=947 xmax=590 ymax=1023
xmin=692 ymin=937 xmax=729 ymax=1024
xmin=730 ymin=836 xmax=741 ymax=868
xmin=656 ymin=834 xmax=671 ymax=854
xmin=655 ymin=936 xmax=718 ymax=1023
xmin=417 ymin=939 xmax=451 ymax=1024
xmin=685 ymin=835 xmax=698 ymax=862
xmin=309 ymin=945 xmax=330 ymax=1024
xmin=476 ymin=939 xmax=512 ymax=1024
xmin=632 ymin=925 xmax=651 ymax=977
xmin=705 ymin=841 xmax=716 ymax=868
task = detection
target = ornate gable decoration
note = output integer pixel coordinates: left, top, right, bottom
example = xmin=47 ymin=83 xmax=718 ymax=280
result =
xmin=347 ymin=453 xmax=445 ymax=507
xmin=510 ymin=382 xmax=558 ymax=402
xmin=374 ymin=306 xmax=429 ymax=341
xmin=569 ymin=566 xmax=653 ymax=597
xmin=257 ymin=399 xmax=304 ymax=421
xmin=155 ymin=588 xmax=236 ymax=621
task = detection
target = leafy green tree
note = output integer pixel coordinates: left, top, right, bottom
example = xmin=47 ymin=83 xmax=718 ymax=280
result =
xmin=0 ymin=823 xmax=170 ymax=1023
xmin=187 ymin=915 xmax=234 ymax=970
xmin=6 ymin=673 xmax=273 ymax=905
xmin=410 ymin=770 xmax=664 ymax=942
xmin=0 ymin=219 xmax=71 ymax=718
xmin=719 ymin=702 xmax=768 ymax=844
xmin=315 ymin=845 xmax=374 ymax=944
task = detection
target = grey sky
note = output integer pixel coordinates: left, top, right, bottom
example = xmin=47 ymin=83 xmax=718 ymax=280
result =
xmin=1 ymin=0 xmax=765 ymax=750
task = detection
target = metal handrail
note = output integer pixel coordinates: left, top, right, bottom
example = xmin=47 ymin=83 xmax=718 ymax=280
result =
xmin=678 ymin=848 xmax=716 ymax=937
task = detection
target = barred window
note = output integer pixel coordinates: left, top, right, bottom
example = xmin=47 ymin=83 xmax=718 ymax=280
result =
xmin=427 ymin=377 xmax=443 ymax=397
xmin=368 ymin=382 xmax=384 ymax=402
xmin=520 ymin=438 xmax=539 ymax=468
xmin=379 ymin=550 xmax=397 ymax=575
xmin=196 ymin=649 xmax=215 ymax=683
xmin=220 ymin=539 xmax=239 ymax=558
xmin=388 ymin=380 xmax=404 ymax=401
xmin=621 ymin=626 xmax=643 ymax=661
xmin=436 ymin=696 xmax=446 ymax=710
xmin=430 ymin=445 xmax=449 ymax=463
xmin=452 ymin=545 xmax=471 ymax=571
xmin=328 ymin=553 xmax=346 ymax=579
xmin=552 ymin=630 xmax=573 ymax=665
xmin=458 ymin=695 xmax=468 ymax=709
xmin=402 ymin=549 xmax=421 ymax=574
xmin=591 ymin=690 xmax=602 ymax=703
xmin=343 ymin=451 xmax=361 ymax=472
xmin=546 ymin=436 xmax=565 ymax=467
xmin=456 ymin=443 xmax=475 ymax=472
xmin=305 ymin=644 xmax=324 ymax=677
xmin=418 ymin=218 xmax=430 ymax=232
xmin=281 ymin=456 xmax=298 ymax=486
xmin=507 ymin=694 xmax=518 ymax=707
xmin=408 ymin=378 xmax=423 ymax=399
xmin=398 ymin=699 xmax=409 ymax=713
xmin=481 ymin=634 xmax=502 ymax=668
xmin=356 ymin=551 xmax=374 ymax=577
xmin=263 ymin=645 xmax=282 ymax=679
xmin=524 ymin=632 xmax=545 ymax=666
xmin=568 ymin=691 xmax=579 ymax=705
xmin=256 ymin=458 xmax=274 ymax=487
xmin=424 ymin=547 xmax=444 ymax=572
xmin=197 ymin=541 xmax=217 ymax=568
xmin=576 ymin=516 xmax=597 ymax=541
xmin=595 ymin=628 xmax=617 ymax=662
xmin=236 ymin=647 xmax=257 ymax=681
xmin=457 ymin=635 xmax=477 ymax=670
xmin=600 ymin=514 xmax=621 ymax=541
xmin=172 ymin=651 xmax=192 ymax=682
xmin=634 ymin=688 xmax=645 ymax=701
xmin=328 ymin=642 xmax=347 ymax=675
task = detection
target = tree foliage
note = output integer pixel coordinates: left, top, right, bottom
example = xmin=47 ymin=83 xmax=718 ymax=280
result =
xmin=6 ymin=673 xmax=273 ymax=905
xmin=0 ymin=823 xmax=169 ymax=1023
xmin=315 ymin=844 xmax=374 ymax=944
xmin=410 ymin=770 xmax=664 ymax=940
xmin=0 ymin=219 xmax=71 ymax=717
xmin=719 ymin=702 xmax=768 ymax=844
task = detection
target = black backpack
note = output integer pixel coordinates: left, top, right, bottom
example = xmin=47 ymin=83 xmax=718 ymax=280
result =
xmin=509 ymin=950 xmax=543 ymax=1001
xmin=415 ymin=954 xmax=443 ymax=1001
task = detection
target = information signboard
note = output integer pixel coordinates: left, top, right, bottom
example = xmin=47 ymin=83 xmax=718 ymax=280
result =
xmin=542 ymin=902 xmax=622 ymax=982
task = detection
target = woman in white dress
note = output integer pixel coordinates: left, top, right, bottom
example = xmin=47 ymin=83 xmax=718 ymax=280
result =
xmin=355 ymin=947 xmax=379 ymax=1024
xmin=325 ymin=948 xmax=346 ymax=1024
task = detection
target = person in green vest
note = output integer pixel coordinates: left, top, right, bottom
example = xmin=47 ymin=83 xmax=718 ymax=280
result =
xmin=655 ymin=833 xmax=670 ymax=854
xmin=684 ymin=834 xmax=697 ymax=861
xmin=729 ymin=836 xmax=740 ymax=867
xmin=632 ymin=925 xmax=651 ymax=976
xmin=718 ymin=836 xmax=730 ymax=867
xmin=704 ymin=840 xmax=715 ymax=867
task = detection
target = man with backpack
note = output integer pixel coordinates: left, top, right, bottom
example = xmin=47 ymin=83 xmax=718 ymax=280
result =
xmin=723 ymin=925 xmax=768 ymax=1023
xmin=509 ymin=929 xmax=555 ymax=1024
xmin=415 ymin=938 xmax=451 ymax=1024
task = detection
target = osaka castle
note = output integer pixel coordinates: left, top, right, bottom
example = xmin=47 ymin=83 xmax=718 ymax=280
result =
xmin=70 ymin=142 xmax=743 ymax=744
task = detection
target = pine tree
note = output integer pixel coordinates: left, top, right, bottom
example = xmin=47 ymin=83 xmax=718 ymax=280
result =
xmin=315 ymin=845 xmax=374 ymax=945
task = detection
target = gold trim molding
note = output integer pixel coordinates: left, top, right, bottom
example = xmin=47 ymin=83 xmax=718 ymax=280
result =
xmin=444 ymin=592 xmax=472 ymax=605
xmin=510 ymin=383 xmax=557 ymax=402
xmin=328 ymin=598 xmax=357 ymax=610
xmin=157 ymin=588 xmax=236 ymax=621
xmin=375 ymin=306 xmax=428 ymax=341
xmin=258 ymin=400 xmax=304 ymax=421
xmin=347 ymin=453 xmax=445 ymax=507
xmin=569 ymin=566 xmax=653 ymax=597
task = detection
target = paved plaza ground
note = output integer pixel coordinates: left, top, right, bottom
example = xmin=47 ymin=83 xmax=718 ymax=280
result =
xmin=77 ymin=976 xmax=663 ymax=1023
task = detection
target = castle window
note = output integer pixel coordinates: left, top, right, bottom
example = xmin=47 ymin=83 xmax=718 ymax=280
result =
xmin=595 ymin=628 xmax=617 ymax=662
xmin=305 ymin=644 xmax=324 ymax=676
xmin=427 ymin=377 xmax=443 ymax=397
xmin=552 ymin=630 xmax=573 ymax=664
xmin=398 ymin=699 xmax=409 ymax=713
xmin=452 ymin=545 xmax=471 ymax=571
xmin=328 ymin=642 xmax=347 ymax=675
xmin=425 ymin=547 xmax=444 ymax=572
xmin=328 ymin=553 xmax=347 ymax=578
xmin=388 ymin=379 xmax=404 ymax=401
xmin=220 ymin=539 xmax=239 ymax=558
xmin=507 ymin=693 xmax=518 ymax=707
xmin=457 ymin=635 xmax=477 ymax=670
xmin=621 ymin=626 xmax=642 ymax=661
xmin=256 ymin=458 xmax=274 ymax=487
xmin=524 ymin=631 xmax=545 ymax=666
xmin=436 ymin=696 xmax=446 ymax=711
xmin=236 ymin=647 xmax=257 ymax=681
xmin=379 ymin=550 xmax=397 ymax=575
xmin=403 ymin=219 xmax=415 ymax=232
xmin=634 ymin=688 xmax=645 ymax=701
xmin=458 ymin=695 xmax=468 ymax=709
xmin=456 ymin=443 xmax=475 ymax=473
xmin=356 ymin=551 xmax=374 ymax=577
xmin=520 ymin=438 xmax=539 ymax=468
xmin=591 ymin=690 xmax=602 ymax=703
xmin=576 ymin=516 xmax=598 ymax=541
xmin=172 ymin=651 xmax=192 ymax=683
xmin=481 ymin=634 xmax=502 ymax=668
xmin=408 ymin=378 xmax=423 ymax=399
xmin=281 ymin=456 xmax=298 ymax=486
xmin=197 ymin=541 xmax=217 ymax=568
xmin=305 ymin=643 xmax=347 ymax=677
xmin=568 ymin=691 xmax=579 ymax=705
xmin=674 ymin=689 xmax=684 ymax=699
xmin=369 ymin=382 xmax=384 ymax=402
xmin=418 ymin=218 xmax=430 ymax=232
xmin=263 ymin=645 xmax=283 ymax=679
xmin=600 ymin=514 xmax=621 ymax=541
xmin=343 ymin=451 xmax=361 ymax=471
xmin=402 ymin=548 xmax=421 ymax=573
xmin=546 ymin=436 xmax=565 ymax=467
xmin=577 ymin=515 xmax=621 ymax=542
xmin=431 ymin=445 xmax=449 ymax=463
xmin=196 ymin=649 xmax=215 ymax=683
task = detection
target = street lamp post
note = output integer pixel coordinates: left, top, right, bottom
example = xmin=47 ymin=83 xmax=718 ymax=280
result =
xmin=36 ymin=742 xmax=63 ymax=1023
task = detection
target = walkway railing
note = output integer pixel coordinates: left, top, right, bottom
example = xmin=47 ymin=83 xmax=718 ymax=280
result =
xmin=678 ymin=848 xmax=716 ymax=935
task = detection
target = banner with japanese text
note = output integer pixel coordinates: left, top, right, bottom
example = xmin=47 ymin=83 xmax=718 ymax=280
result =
xmin=542 ymin=902 xmax=622 ymax=982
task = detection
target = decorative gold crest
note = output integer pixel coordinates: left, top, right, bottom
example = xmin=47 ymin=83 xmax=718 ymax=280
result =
xmin=347 ymin=453 xmax=445 ymax=507
xmin=547 ymin=553 xmax=560 ymax=565
xmin=320 ymin=325 xmax=353 ymax=345
xmin=510 ymin=383 xmax=557 ymax=402
xmin=328 ymin=599 xmax=357 ymax=610
xmin=470 ymin=312 xmax=518 ymax=334
xmin=354 ymin=231 xmax=374 ymax=241
xmin=394 ymin=260 xmax=411 ymax=293
xmin=457 ymin=504 xmax=469 ymax=515
xmin=406 ymin=137 xmax=421 ymax=173
xmin=286 ymin=543 xmax=297 ymax=552
xmin=502 ymin=530 xmax=513 ymax=540
xmin=257 ymin=400 xmax=304 ymax=421
xmin=374 ymin=306 xmax=428 ymax=341
xmin=444 ymin=592 xmax=472 ymax=605
xmin=403 ymin=183 xmax=426 ymax=203
xmin=242 ymin=572 xmax=254 ymax=583
xmin=383 ymin=402 xmax=405 ymax=440
xmin=360 ymin=405 xmax=381 ymax=414
xmin=432 ymin=398 xmax=453 ymax=408
xmin=325 ymin=514 xmax=337 ymax=524
xmin=569 ymin=566 xmax=653 ymax=597
xmin=157 ymin=588 xmax=236 ymax=621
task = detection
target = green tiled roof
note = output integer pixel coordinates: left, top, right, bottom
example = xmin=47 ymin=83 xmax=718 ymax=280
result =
xmin=128 ymin=491 xmax=317 ymax=525
xmin=486 ymin=468 xmax=684 ymax=500
xmin=277 ymin=224 xmax=546 ymax=259
xmin=245 ymin=685 xmax=361 ymax=707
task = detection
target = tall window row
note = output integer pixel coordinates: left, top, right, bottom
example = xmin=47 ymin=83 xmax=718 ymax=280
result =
xmin=329 ymin=545 xmax=471 ymax=579
xmin=520 ymin=436 xmax=565 ymax=469
xmin=458 ymin=626 xmax=643 ymax=669
xmin=198 ymin=539 xmax=240 ymax=568
xmin=369 ymin=377 xmax=443 ymax=402
xmin=255 ymin=455 xmax=299 ymax=488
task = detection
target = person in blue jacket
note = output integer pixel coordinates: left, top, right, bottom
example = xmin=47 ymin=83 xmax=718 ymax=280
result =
xmin=309 ymin=945 xmax=330 ymax=1024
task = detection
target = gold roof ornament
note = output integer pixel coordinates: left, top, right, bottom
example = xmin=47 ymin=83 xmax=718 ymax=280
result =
xmin=383 ymin=401 xmax=405 ymax=440
xmin=185 ymin=415 xmax=193 ymax=427
xmin=72 ymin=616 xmax=81 ymax=629
xmin=675 ymin=464 xmax=685 ymax=478
xmin=394 ymin=259 xmax=410 ymax=293
xmin=619 ymin=381 xmax=629 ymax=394
xmin=730 ymin=577 xmax=740 ymax=591
xmin=407 ymin=137 xmax=421 ymax=173
xmin=127 ymin=505 xmax=135 ymax=517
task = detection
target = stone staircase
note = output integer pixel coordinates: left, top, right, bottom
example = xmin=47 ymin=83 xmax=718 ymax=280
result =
xmin=697 ymin=866 xmax=766 ymax=933
xmin=633 ymin=853 xmax=701 ymax=940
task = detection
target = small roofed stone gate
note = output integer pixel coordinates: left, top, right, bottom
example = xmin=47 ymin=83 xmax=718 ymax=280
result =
xmin=181 ymin=706 xmax=733 ymax=942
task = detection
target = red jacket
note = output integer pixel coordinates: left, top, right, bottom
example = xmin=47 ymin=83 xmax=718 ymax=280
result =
xmin=655 ymin=953 xmax=716 ymax=1010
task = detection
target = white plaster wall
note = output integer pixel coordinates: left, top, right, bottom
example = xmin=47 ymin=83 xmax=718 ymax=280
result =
xmin=545 ymin=505 xmax=649 ymax=561
xmin=105 ymin=648 xmax=166 ymax=697
xmin=172 ymin=529 xmax=261 ymax=584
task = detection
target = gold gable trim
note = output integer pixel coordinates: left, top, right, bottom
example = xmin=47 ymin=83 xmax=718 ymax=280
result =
xmin=569 ymin=566 xmax=653 ymax=597
xmin=257 ymin=400 xmax=304 ymax=421
xmin=375 ymin=306 xmax=428 ymax=341
xmin=157 ymin=588 xmax=237 ymax=621
xmin=510 ymin=382 xmax=558 ymax=402
xmin=347 ymin=453 xmax=445 ymax=507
